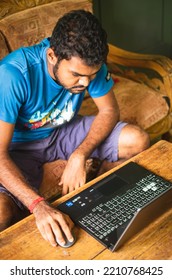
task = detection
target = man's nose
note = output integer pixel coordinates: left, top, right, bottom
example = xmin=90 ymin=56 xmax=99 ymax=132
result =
xmin=78 ymin=76 xmax=90 ymax=87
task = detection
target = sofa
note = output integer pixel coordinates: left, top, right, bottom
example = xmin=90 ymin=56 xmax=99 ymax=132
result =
xmin=0 ymin=0 xmax=172 ymax=201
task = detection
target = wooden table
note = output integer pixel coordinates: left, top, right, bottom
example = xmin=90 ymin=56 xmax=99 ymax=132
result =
xmin=0 ymin=140 xmax=172 ymax=260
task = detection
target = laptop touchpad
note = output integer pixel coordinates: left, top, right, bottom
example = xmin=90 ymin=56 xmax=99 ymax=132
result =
xmin=94 ymin=175 xmax=128 ymax=196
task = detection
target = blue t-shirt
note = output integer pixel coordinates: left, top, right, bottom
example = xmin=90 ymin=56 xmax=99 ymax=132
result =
xmin=0 ymin=38 xmax=114 ymax=142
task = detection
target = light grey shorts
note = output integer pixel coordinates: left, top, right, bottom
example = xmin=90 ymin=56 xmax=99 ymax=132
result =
xmin=0 ymin=115 xmax=127 ymax=209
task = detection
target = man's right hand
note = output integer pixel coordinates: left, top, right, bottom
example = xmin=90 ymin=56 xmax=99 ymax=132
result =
xmin=32 ymin=200 xmax=74 ymax=247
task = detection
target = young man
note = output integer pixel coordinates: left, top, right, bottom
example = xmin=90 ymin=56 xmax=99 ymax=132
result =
xmin=0 ymin=10 xmax=149 ymax=247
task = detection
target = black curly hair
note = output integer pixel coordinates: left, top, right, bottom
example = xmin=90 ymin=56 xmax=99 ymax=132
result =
xmin=50 ymin=9 xmax=108 ymax=66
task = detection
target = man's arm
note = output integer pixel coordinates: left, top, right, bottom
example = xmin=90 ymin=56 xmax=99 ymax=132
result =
xmin=60 ymin=88 xmax=120 ymax=194
xmin=0 ymin=120 xmax=74 ymax=246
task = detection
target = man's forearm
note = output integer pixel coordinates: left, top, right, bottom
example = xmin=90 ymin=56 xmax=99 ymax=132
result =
xmin=74 ymin=107 xmax=119 ymax=159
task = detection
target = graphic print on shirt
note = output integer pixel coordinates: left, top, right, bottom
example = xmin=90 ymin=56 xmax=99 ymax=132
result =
xmin=24 ymin=99 xmax=75 ymax=130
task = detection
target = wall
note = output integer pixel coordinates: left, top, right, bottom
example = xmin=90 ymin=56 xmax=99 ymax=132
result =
xmin=93 ymin=0 xmax=172 ymax=58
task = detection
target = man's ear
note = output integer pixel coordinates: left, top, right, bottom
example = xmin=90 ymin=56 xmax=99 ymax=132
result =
xmin=47 ymin=48 xmax=58 ymax=65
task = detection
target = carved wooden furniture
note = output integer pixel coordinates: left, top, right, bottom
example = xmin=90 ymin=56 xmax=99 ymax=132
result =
xmin=0 ymin=0 xmax=172 ymax=201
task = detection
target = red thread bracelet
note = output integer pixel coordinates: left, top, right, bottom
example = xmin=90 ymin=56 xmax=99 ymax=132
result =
xmin=29 ymin=197 xmax=45 ymax=213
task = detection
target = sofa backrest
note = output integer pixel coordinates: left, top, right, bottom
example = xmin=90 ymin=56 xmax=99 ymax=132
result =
xmin=0 ymin=0 xmax=92 ymax=59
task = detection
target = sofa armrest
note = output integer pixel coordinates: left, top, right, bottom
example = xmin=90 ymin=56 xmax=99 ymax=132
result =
xmin=107 ymin=43 xmax=172 ymax=113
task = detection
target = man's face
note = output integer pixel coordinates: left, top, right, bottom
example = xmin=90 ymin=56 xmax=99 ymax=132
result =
xmin=52 ymin=56 xmax=101 ymax=94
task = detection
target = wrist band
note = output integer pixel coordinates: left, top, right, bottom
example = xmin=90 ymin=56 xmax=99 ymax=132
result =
xmin=29 ymin=197 xmax=45 ymax=213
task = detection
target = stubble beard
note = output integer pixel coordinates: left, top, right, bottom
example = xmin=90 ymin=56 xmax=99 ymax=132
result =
xmin=53 ymin=62 xmax=86 ymax=94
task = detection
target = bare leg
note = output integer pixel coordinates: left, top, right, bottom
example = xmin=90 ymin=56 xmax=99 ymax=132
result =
xmin=98 ymin=124 xmax=150 ymax=175
xmin=0 ymin=193 xmax=29 ymax=231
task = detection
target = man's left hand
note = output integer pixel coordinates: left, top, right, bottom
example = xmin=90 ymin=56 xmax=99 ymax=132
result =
xmin=59 ymin=153 xmax=86 ymax=195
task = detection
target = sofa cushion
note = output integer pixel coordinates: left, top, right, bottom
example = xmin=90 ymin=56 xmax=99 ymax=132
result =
xmin=79 ymin=75 xmax=169 ymax=130
xmin=0 ymin=1 xmax=92 ymax=51
xmin=113 ymin=75 xmax=169 ymax=129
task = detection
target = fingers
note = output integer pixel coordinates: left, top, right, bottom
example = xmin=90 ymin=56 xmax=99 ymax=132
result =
xmin=51 ymin=213 xmax=74 ymax=246
xmin=35 ymin=206 xmax=74 ymax=247
xmin=60 ymin=166 xmax=86 ymax=195
xmin=40 ymin=222 xmax=58 ymax=247
xmin=61 ymin=178 xmax=85 ymax=195
xmin=59 ymin=153 xmax=87 ymax=195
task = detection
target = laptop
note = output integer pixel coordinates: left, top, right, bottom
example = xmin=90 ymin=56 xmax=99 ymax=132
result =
xmin=57 ymin=161 xmax=172 ymax=251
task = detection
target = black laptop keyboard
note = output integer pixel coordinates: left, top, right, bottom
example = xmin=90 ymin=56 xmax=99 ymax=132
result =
xmin=78 ymin=173 xmax=171 ymax=240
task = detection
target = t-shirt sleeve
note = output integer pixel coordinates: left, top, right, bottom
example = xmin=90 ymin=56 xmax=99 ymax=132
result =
xmin=0 ymin=64 xmax=26 ymax=124
xmin=87 ymin=63 xmax=114 ymax=98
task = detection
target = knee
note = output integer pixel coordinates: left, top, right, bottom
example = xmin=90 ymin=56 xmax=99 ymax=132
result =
xmin=129 ymin=125 xmax=150 ymax=152
xmin=0 ymin=193 xmax=15 ymax=231
xmin=119 ymin=124 xmax=150 ymax=159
